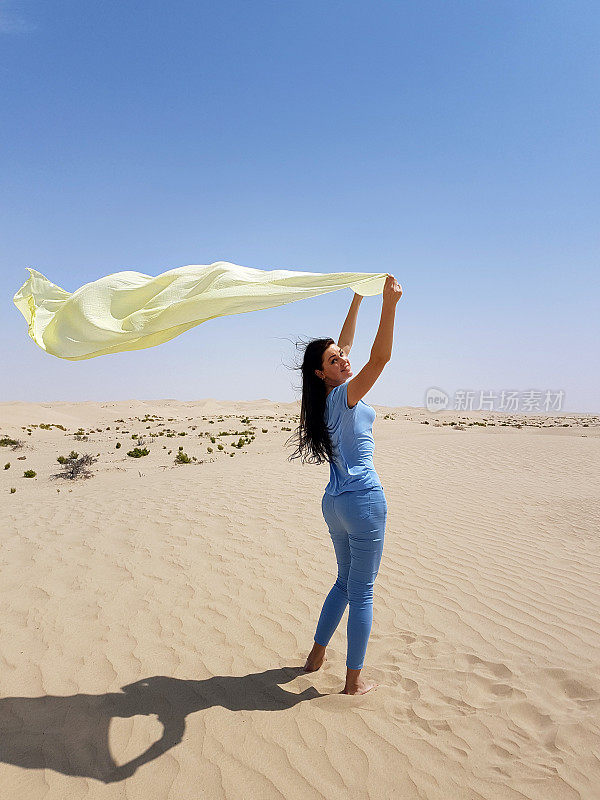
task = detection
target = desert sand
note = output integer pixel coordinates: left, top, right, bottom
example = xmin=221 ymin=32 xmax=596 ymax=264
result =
xmin=1 ymin=399 xmax=599 ymax=799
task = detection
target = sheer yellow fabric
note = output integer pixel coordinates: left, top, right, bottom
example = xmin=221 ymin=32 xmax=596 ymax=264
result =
xmin=13 ymin=261 xmax=388 ymax=360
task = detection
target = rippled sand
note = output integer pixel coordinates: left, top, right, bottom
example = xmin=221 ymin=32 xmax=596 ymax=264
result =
xmin=1 ymin=399 xmax=599 ymax=799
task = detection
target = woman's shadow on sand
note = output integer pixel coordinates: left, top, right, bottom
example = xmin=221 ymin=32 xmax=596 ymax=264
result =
xmin=0 ymin=666 xmax=322 ymax=783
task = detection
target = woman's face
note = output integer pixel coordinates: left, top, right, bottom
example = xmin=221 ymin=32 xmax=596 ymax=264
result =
xmin=316 ymin=344 xmax=352 ymax=387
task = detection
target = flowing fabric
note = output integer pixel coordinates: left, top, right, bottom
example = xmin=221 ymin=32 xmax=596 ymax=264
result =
xmin=13 ymin=261 xmax=388 ymax=361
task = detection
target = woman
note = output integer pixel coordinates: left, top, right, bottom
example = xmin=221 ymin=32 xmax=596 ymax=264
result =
xmin=287 ymin=274 xmax=403 ymax=695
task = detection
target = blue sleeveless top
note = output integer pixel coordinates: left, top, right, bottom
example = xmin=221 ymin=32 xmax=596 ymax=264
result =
xmin=324 ymin=379 xmax=383 ymax=495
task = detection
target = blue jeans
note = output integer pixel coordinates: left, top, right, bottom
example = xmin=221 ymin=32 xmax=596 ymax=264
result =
xmin=314 ymin=486 xmax=387 ymax=670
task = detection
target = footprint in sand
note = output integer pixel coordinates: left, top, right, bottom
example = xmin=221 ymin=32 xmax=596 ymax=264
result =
xmin=506 ymin=700 xmax=559 ymax=753
xmin=456 ymin=652 xmax=514 ymax=681
xmin=542 ymin=667 xmax=600 ymax=702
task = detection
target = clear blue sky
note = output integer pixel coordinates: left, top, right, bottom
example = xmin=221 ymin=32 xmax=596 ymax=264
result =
xmin=1 ymin=1 xmax=598 ymax=411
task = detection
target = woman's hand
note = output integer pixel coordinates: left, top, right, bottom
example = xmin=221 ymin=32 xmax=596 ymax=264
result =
xmin=383 ymin=274 xmax=403 ymax=305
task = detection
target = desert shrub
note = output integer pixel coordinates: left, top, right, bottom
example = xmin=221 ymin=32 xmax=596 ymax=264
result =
xmin=4 ymin=463 xmax=9 ymax=469
xmin=175 ymin=451 xmax=191 ymax=463
xmin=24 ymin=470 xmax=36 ymax=478
xmin=116 ymin=442 xmax=121 ymax=449
xmin=10 ymin=487 xmax=16 ymax=493
xmin=57 ymin=450 xmax=79 ymax=464
xmin=52 ymin=451 xmax=97 ymax=480
xmin=127 ymin=447 xmax=149 ymax=458
xmin=0 ymin=437 xmax=23 ymax=449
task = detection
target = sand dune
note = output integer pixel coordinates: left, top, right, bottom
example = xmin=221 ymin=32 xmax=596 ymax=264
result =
xmin=1 ymin=400 xmax=599 ymax=799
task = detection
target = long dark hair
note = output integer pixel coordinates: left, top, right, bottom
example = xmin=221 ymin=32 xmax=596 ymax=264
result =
xmin=285 ymin=337 xmax=336 ymax=465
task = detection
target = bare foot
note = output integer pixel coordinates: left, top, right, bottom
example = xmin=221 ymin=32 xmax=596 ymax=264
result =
xmin=303 ymin=654 xmax=327 ymax=672
xmin=341 ymin=680 xmax=378 ymax=695
xmin=303 ymin=643 xmax=327 ymax=672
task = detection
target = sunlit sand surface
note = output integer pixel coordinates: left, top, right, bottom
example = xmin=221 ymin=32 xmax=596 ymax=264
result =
xmin=1 ymin=399 xmax=599 ymax=799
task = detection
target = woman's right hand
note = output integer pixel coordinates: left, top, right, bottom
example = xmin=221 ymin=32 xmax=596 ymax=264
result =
xmin=383 ymin=274 xmax=403 ymax=305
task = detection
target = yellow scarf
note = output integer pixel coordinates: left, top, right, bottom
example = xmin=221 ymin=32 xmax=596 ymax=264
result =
xmin=13 ymin=261 xmax=387 ymax=360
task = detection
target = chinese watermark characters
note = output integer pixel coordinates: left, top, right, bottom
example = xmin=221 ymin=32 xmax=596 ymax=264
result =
xmin=425 ymin=387 xmax=565 ymax=413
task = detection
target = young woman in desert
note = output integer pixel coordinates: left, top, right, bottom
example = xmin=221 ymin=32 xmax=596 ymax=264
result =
xmin=288 ymin=274 xmax=403 ymax=695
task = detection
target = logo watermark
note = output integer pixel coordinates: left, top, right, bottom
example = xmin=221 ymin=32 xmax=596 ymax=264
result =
xmin=424 ymin=388 xmax=565 ymax=413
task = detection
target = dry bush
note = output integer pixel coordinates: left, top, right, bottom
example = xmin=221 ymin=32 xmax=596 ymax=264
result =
xmin=0 ymin=437 xmax=24 ymax=450
xmin=52 ymin=451 xmax=98 ymax=480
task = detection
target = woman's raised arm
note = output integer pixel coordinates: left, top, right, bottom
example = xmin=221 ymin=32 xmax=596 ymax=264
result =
xmin=337 ymin=292 xmax=363 ymax=354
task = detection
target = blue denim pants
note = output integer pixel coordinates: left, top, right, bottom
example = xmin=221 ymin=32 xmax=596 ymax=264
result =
xmin=314 ymin=486 xmax=387 ymax=670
